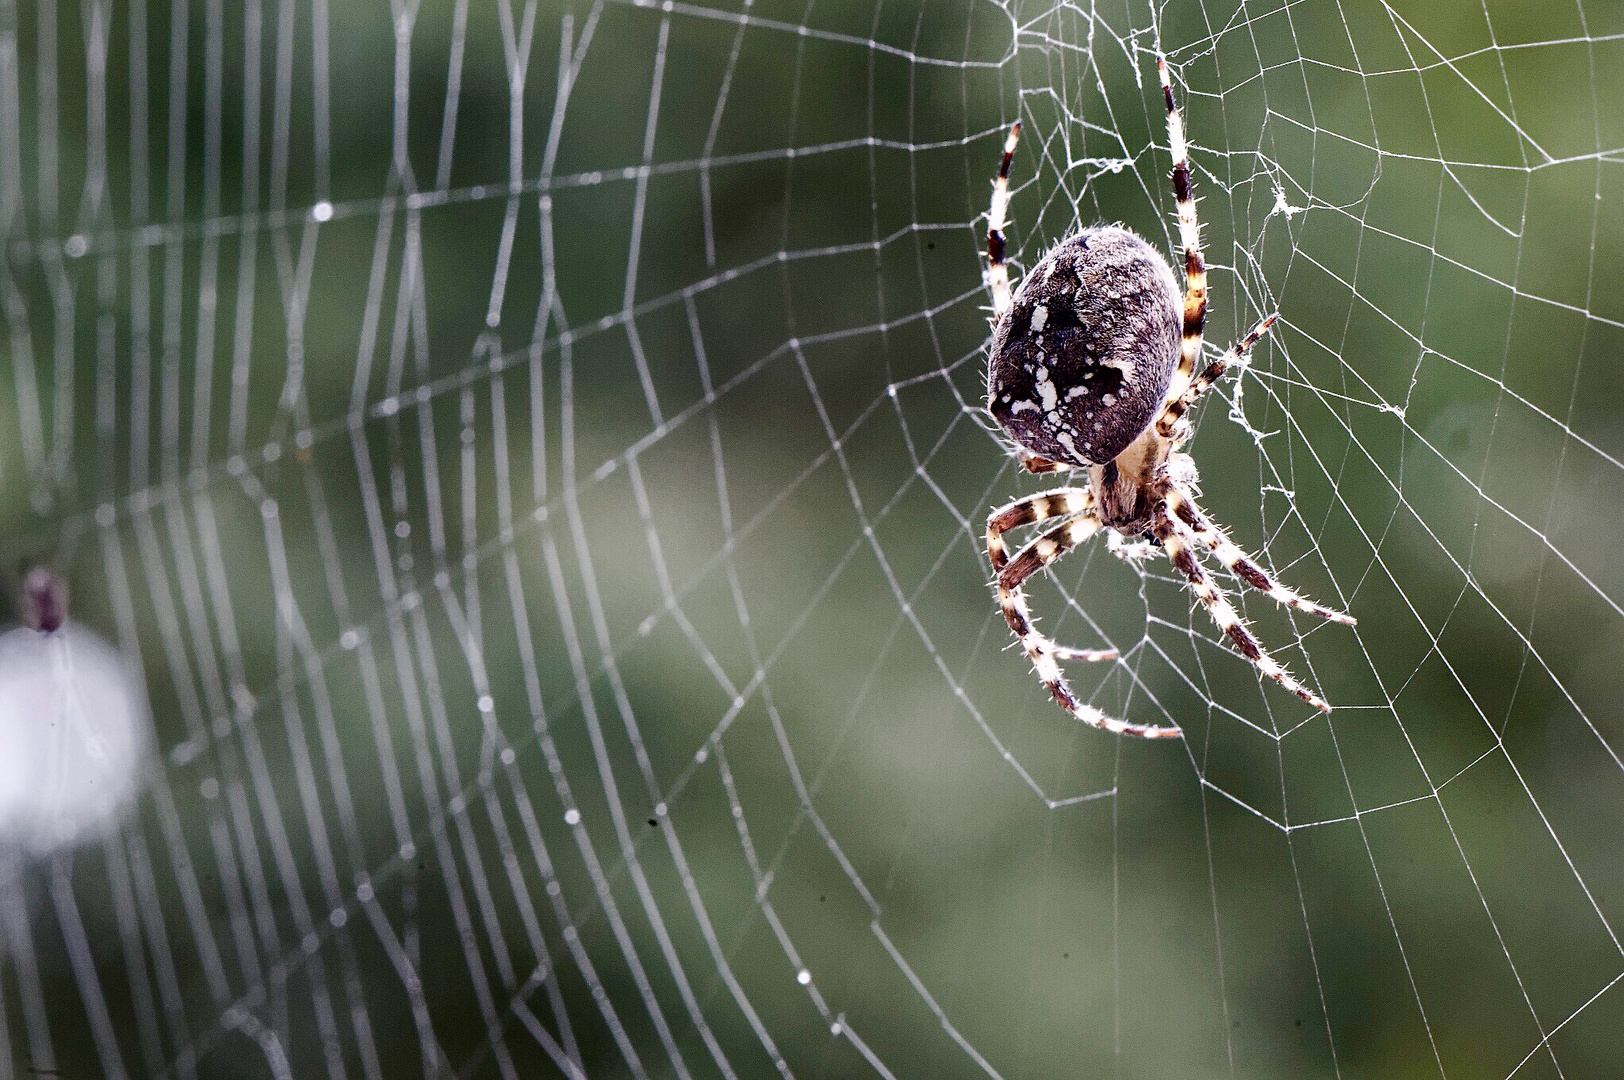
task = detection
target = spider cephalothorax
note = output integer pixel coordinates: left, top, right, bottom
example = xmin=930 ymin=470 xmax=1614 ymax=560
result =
xmin=981 ymin=59 xmax=1354 ymax=739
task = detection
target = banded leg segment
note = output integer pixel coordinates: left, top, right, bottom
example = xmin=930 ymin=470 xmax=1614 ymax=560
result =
xmin=990 ymin=505 xmax=1181 ymax=738
xmin=1156 ymin=313 xmax=1276 ymax=440
xmin=1162 ymin=483 xmax=1354 ymax=625
xmin=987 ymin=487 xmax=1117 ymax=656
xmin=987 ymin=488 xmax=1093 ymax=572
xmin=997 ymin=515 xmax=1104 ymax=604
xmin=986 ymin=122 xmax=1021 ymax=320
xmin=1151 ymin=504 xmax=1332 ymax=713
xmin=1158 ymin=56 xmax=1206 ymax=401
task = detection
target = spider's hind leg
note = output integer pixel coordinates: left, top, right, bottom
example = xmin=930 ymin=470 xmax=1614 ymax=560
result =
xmin=1017 ymin=451 xmax=1071 ymax=475
xmin=988 ymin=496 xmax=1181 ymax=737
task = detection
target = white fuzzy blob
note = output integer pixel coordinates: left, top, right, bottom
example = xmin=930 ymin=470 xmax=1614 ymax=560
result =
xmin=0 ymin=624 xmax=152 ymax=852
xmin=1034 ymin=366 xmax=1058 ymax=413
xmin=1030 ymin=305 xmax=1048 ymax=332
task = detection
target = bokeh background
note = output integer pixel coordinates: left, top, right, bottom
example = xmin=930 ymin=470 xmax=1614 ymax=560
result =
xmin=2 ymin=0 xmax=1624 ymax=1076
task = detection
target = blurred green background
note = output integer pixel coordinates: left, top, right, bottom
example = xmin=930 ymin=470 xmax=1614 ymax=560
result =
xmin=3 ymin=0 xmax=1624 ymax=1076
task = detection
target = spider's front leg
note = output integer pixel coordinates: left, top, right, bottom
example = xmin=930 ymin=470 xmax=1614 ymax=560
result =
xmin=1156 ymin=313 xmax=1277 ymax=442
xmin=985 ymin=122 xmax=1022 ymax=321
xmin=1150 ymin=491 xmax=1333 ymax=712
xmin=987 ymin=493 xmax=1181 ymax=738
xmin=1106 ymin=530 xmax=1161 ymax=565
xmin=1161 ymin=483 xmax=1354 ymax=626
xmin=987 ymin=488 xmax=1093 ymax=572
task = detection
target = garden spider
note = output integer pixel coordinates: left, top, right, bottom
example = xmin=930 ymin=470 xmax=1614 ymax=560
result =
xmin=983 ymin=58 xmax=1354 ymax=738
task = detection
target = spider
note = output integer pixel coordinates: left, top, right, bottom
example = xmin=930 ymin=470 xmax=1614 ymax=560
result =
xmin=982 ymin=58 xmax=1354 ymax=739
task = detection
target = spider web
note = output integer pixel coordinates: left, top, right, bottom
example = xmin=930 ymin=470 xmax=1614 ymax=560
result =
xmin=1 ymin=0 xmax=1622 ymax=1075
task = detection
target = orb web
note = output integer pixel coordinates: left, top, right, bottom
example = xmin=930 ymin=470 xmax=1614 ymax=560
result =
xmin=1 ymin=0 xmax=1621 ymax=1077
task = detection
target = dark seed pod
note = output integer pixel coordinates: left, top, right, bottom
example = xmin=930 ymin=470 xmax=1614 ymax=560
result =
xmin=21 ymin=566 xmax=67 ymax=634
xmin=987 ymin=226 xmax=1181 ymax=466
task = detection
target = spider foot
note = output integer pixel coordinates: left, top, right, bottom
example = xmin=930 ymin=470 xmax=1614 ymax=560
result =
xmin=1050 ymin=644 xmax=1118 ymax=663
xmin=1160 ymin=483 xmax=1356 ymax=628
xmin=1000 ymin=624 xmax=1117 ymax=665
xmin=1031 ymin=647 xmax=1182 ymax=738
xmin=1256 ymin=655 xmax=1333 ymax=713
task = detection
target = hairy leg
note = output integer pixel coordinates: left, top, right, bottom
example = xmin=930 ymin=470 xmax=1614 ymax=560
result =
xmin=1158 ymin=56 xmax=1206 ymax=405
xmin=1161 ymin=483 xmax=1354 ymax=625
xmin=1152 ymin=499 xmax=1332 ymax=713
xmin=991 ymin=510 xmax=1180 ymax=738
xmin=1156 ymin=313 xmax=1276 ymax=440
xmin=986 ymin=122 xmax=1021 ymax=320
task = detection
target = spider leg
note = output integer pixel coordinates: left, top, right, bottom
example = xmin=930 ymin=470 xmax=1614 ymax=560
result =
xmin=1151 ymin=497 xmax=1332 ymax=713
xmin=989 ymin=491 xmax=1118 ymax=663
xmin=1155 ymin=313 xmax=1276 ymax=441
xmin=990 ymin=506 xmax=1180 ymax=738
xmin=987 ymin=488 xmax=1093 ymax=572
xmin=986 ymin=122 xmax=1021 ymax=321
xmin=1017 ymin=450 xmax=1073 ymax=475
xmin=1158 ymin=56 xmax=1206 ymax=404
xmin=987 ymin=490 xmax=1117 ymax=665
xmin=1161 ymin=484 xmax=1355 ymax=625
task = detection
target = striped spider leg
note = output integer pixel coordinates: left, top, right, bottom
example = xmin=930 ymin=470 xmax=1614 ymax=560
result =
xmin=987 ymin=489 xmax=1180 ymax=738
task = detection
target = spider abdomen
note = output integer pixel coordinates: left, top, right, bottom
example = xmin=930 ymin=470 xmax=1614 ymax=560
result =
xmin=987 ymin=226 xmax=1181 ymax=466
